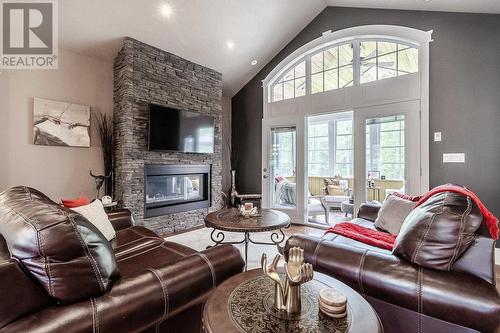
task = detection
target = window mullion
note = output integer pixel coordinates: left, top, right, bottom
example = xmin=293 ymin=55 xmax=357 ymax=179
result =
xmin=329 ymin=120 xmax=336 ymax=176
xmin=305 ymin=55 xmax=311 ymax=95
xmin=353 ymin=40 xmax=360 ymax=86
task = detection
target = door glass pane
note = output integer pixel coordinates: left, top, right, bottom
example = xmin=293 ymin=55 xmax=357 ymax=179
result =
xmin=271 ymin=127 xmax=296 ymax=208
xmin=365 ymin=115 xmax=406 ymax=202
xmin=307 ymin=112 xmax=353 ymax=226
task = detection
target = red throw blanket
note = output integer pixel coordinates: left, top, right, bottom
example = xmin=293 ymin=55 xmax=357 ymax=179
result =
xmin=325 ymin=184 xmax=499 ymax=250
xmin=412 ymin=185 xmax=498 ymax=239
xmin=324 ymin=223 xmax=397 ymax=250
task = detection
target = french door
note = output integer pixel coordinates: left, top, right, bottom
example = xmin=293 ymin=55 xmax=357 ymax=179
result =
xmin=353 ymin=100 xmax=421 ymax=211
xmin=262 ymin=117 xmax=305 ymax=222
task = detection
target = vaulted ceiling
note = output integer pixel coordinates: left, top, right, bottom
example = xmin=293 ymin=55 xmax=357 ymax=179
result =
xmin=59 ymin=1 xmax=500 ymax=96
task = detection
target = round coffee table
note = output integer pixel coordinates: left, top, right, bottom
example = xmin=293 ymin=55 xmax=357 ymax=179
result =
xmin=202 ymin=268 xmax=382 ymax=333
xmin=205 ymin=208 xmax=290 ymax=270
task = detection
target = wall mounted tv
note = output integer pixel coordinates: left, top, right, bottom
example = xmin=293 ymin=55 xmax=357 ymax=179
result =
xmin=148 ymin=104 xmax=215 ymax=154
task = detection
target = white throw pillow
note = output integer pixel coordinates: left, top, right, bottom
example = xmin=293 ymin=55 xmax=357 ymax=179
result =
xmin=72 ymin=200 xmax=116 ymax=241
xmin=374 ymin=194 xmax=417 ymax=235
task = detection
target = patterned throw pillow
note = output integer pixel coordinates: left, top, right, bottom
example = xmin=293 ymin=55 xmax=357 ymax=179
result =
xmin=323 ymin=178 xmax=340 ymax=195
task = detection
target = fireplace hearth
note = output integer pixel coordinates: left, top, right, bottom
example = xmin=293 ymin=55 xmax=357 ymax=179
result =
xmin=144 ymin=164 xmax=211 ymax=218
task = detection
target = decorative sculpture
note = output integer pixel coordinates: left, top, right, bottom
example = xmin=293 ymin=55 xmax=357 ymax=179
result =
xmin=89 ymin=170 xmax=111 ymax=199
xmin=261 ymin=247 xmax=314 ymax=314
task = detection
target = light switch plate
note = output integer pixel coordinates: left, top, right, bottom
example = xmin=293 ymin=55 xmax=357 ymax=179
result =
xmin=443 ymin=153 xmax=465 ymax=163
xmin=434 ymin=132 xmax=442 ymax=142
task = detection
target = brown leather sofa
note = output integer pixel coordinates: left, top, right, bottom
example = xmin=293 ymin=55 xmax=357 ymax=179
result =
xmin=285 ymin=196 xmax=500 ymax=333
xmin=0 ymin=186 xmax=244 ymax=333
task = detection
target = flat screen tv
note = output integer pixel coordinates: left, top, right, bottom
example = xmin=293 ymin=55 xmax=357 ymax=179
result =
xmin=148 ymin=104 xmax=215 ymax=153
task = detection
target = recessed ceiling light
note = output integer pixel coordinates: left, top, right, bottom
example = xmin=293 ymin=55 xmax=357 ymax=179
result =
xmin=226 ymin=41 xmax=235 ymax=50
xmin=160 ymin=3 xmax=173 ymax=18
xmin=251 ymin=60 xmax=258 ymax=66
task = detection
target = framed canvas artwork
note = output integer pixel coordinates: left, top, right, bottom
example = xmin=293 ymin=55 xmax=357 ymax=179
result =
xmin=33 ymin=98 xmax=91 ymax=147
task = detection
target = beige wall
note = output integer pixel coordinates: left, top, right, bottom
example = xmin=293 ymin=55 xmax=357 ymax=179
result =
xmin=0 ymin=72 xmax=8 ymax=191
xmin=0 ymin=49 xmax=113 ymax=201
xmin=221 ymin=95 xmax=232 ymax=193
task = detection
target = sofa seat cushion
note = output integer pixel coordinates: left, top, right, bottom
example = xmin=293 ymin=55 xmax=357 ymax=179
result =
xmin=112 ymin=226 xmax=197 ymax=277
xmin=111 ymin=226 xmax=160 ymax=251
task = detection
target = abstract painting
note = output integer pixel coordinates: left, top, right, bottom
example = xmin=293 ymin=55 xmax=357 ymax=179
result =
xmin=33 ymin=98 xmax=91 ymax=147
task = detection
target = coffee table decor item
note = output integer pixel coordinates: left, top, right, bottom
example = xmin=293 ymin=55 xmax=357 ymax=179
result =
xmin=319 ymin=288 xmax=348 ymax=318
xmin=261 ymin=247 xmax=314 ymax=314
xmin=239 ymin=202 xmax=259 ymax=217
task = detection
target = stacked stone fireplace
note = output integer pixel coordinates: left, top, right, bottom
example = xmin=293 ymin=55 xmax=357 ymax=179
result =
xmin=113 ymin=37 xmax=223 ymax=233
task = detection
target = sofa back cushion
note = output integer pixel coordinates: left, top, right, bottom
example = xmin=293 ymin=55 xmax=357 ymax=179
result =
xmin=0 ymin=186 xmax=120 ymax=302
xmin=393 ymin=191 xmax=482 ymax=271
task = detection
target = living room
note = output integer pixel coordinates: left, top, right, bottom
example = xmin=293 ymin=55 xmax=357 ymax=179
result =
xmin=0 ymin=1 xmax=499 ymax=332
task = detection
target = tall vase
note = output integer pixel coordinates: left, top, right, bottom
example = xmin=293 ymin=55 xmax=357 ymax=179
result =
xmin=230 ymin=170 xmax=238 ymax=207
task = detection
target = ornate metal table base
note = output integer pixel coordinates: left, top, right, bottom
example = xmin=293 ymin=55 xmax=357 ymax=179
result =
xmin=209 ymin=228 xmax=287 ymax=271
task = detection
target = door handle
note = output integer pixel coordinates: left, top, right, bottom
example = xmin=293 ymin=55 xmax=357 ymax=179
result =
xmin=263 ymin=175 xmax=268 ymax=179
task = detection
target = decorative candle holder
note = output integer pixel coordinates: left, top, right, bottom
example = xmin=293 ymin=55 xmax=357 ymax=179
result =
xmin=239 ymin=205 xmax=258 ymax=217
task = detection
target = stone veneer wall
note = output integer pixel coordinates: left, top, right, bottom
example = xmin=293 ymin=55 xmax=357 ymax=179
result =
xmin=113 ymin=37 xmax=223 ymax=233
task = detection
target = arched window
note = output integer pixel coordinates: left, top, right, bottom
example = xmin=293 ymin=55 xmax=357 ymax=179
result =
xmin=269 ymin=36 xmax=420 ymax=103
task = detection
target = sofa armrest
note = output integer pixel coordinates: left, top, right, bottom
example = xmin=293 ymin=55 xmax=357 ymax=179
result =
xmin=357 ymin=202 xmax=381 ymax=222
xmin=107 ymin=209 xmax=134 ymax=231
xmin=0 ymin=260 xmax=54 ymax=329
xmin=1 ymin=245 xmax=244 ymax=333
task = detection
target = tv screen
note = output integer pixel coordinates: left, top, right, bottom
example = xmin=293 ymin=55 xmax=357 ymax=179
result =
xmin=149 ymin=104 xmax=215 ymax=153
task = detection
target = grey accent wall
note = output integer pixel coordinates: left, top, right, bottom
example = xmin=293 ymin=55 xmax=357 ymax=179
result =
xmin=114 ymin=38 xmax=223 ymax=233
xmin=232 ymin=7 xmax=500 ymax=236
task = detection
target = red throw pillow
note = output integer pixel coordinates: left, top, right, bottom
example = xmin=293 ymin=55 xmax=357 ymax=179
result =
xmin=61 ymin=196 xmax=90 ymax=208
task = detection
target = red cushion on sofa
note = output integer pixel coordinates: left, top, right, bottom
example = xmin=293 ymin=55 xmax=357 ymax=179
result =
xmin=61 ymin=196 xmax=90 ymax=208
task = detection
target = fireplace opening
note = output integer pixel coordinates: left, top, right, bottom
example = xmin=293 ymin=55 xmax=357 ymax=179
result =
xmin=144 ymin=164 xmax=211 ymax=218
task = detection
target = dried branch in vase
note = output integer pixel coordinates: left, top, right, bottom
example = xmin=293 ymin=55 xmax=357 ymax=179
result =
xmin=93 ymin=111 xmax=114 ymax=196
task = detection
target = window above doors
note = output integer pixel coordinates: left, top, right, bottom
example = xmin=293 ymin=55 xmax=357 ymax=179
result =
xmin=269 ymin=38 xmax=419 ymax=103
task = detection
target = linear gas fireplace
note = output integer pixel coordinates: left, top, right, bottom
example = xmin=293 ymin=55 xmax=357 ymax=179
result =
xmin=144 ymin=164 xmax=211 ymax=218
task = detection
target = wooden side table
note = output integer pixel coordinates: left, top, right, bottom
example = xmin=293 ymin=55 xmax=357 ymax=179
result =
xmin=203 ymin=268 xmax=383 ymax=333
xmin=204 ymin=208 xmax=290 ymax=270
